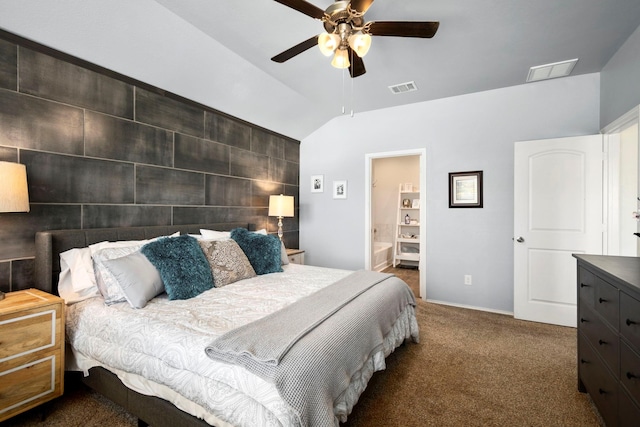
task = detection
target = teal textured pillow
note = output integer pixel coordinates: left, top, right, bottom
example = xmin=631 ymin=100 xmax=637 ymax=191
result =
xmin=230 ymin=228 xmax=283 ymax=275
xmin=141 ymin=235 xmax=213 ymax=300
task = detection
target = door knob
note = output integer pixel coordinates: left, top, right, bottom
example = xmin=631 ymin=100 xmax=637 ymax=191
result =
xmin=516 ymin=237 xmax=525 ymax=243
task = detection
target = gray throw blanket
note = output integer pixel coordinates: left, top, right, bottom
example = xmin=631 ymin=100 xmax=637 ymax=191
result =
xmin=205 ymin=270 xmax=418 ymax=426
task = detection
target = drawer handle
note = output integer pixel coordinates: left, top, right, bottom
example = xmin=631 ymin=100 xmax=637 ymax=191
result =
xmin=580 ymin=358 xmax=589 ymax=364
xmin=627 ymin=372 xmax=638 ymax=380
xmin=598 ymin=298 xmax=607 ymax=304
xmin=598 ymin=388 xmax=607 ymax=395
xmin=580 ymin=318 xmax=588 ymax=323
xmin=580 ymin=283 xmax=589 ymax=288
xmin=598 ymin=339 xmax=607 ymax=346
xmin=627 ymin=319 xmax=637 ymax=326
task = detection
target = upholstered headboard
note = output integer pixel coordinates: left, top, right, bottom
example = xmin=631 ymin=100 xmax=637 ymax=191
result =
xmin=34 ymin=222 xmax=250 ymax=296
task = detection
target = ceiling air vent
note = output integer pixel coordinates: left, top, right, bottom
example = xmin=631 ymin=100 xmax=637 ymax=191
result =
xmin=526 ymin=58 xmax=578 ymax=83
xmin=389 ymin=81 xmax=418 ymax=94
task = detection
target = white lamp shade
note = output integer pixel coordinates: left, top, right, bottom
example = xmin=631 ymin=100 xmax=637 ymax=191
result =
xmin=268 ymin=194 xmax=294 ymax=217
xmin=331 ymin=48 xmax=350 ymax=69
xmin=0 ymin=161 xmax=30 ymax=213
xmin=348 ymin=33 xmax=371 ymax=57
xmin=318 ymin=33 xmax=340 ymax=56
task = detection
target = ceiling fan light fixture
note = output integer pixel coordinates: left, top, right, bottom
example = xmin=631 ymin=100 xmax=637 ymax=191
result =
xmin=318 ymin=32 xmax=341 ymax=57
xmin=348 ymin=33 xmax=371 ymax=57
xmin=331 ymin=48 xmax=350 ymax=69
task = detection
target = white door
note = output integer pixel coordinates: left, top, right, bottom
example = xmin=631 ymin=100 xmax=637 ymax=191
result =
xmin=514 ymin=135 xmax=603 ymax=327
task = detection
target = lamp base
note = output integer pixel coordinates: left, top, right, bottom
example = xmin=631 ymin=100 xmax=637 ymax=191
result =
xmin=277 ymin=216 xmax=284 ymax=241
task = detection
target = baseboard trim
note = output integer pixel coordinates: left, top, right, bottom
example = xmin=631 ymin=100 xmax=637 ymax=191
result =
xmin=425 ymin=299 xmax=514 ymax=317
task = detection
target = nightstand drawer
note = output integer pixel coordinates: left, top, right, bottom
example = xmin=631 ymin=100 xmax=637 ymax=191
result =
xmin=286 ymin=249 xmax=305 ymax=265
xmin=0 ymin=354 xmax=61 ymax=418
xmin=0 ymin=289 xmax=64 ymax=422
xmin=0 ymin=308 xmax=57 ymax=362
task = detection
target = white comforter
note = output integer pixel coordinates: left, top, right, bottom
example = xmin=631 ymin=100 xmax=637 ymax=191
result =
xmin=66 ymin=264 xmax=418 ymax=427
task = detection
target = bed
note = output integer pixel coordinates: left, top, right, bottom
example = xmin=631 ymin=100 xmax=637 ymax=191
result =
xmin=34 ymin=222 xmax=419 ymax=427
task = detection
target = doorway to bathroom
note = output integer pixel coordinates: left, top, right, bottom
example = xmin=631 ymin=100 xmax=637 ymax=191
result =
xmin=364 ymin=149 xmax=426 ymax=299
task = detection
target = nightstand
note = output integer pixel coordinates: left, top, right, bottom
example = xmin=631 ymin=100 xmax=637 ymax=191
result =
xmin=286 ymin=248 xmax=305 ymax=265
xmin=0 ymin=289 xmax=65 ymax=422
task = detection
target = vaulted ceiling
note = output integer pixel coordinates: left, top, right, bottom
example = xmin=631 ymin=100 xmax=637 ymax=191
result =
xmin=1 ymin=0 xmax=640 ymax=139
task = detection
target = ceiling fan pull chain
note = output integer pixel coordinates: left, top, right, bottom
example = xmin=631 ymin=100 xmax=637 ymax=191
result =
xmin=341 ymin=67 xmax=346 ymax=115
xmin=350 ymin=49 xmax=355 ymax=117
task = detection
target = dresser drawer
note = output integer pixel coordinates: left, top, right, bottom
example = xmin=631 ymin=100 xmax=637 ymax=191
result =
xmin=619 ymin=387 xmax=640 ymax=427
xmin=578 ymin=267 xmax=596 ymax=308
xmin=621 ymin=340 xmax=640 ymax=407
xmin=579 ymin=303 xmax=619 ymax=375
xmin=595 ymin=278 xmax=619 ymax=331
xmin=578 ymin=332 xmax=619 ymax=426
xmin=621 ymin=291 xmax=640 ymax=352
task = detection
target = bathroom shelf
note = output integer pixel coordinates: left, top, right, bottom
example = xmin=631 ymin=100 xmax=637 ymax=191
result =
xmin=393 ymin=184 xmax=420 ymax=269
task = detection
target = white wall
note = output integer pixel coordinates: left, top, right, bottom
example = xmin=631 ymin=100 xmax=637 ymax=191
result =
xmin=601 ymin=24 xmax=640 ymax=128
xmin=300 ymin=73 xmax=600 ymax=313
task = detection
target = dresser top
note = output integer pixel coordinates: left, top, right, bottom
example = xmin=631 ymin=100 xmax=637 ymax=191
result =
xmin=574 ymin=254 xmax=640 ymax=296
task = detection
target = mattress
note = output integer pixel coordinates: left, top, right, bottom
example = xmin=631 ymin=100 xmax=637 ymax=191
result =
xmin=65 ymin=263 xmax=419 ymax=426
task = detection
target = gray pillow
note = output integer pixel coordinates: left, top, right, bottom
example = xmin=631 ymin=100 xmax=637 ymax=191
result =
xmin=280 ymin=240 xmax=289 ymax=265
xmin=198 ymin=239 xmax=256 ymax=287
xmin=102 ymin=251 xmax=164 ymax=309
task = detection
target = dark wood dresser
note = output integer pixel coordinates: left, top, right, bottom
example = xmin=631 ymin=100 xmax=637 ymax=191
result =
xmin=574 ymin=254 xmax=640 ymax=426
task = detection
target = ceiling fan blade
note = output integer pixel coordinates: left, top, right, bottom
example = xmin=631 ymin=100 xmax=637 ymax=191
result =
xmin=349 ymin=0 xmax=374 ymax=15
xmin=273 ymin=0 xmax=325 ymax=20
xmin=368 ymin=21 xmax=440 ymax=38
xmin=348 ymin=48 xmax=366 ymax=78
xmin=271 ymin=35 xmax=319 ymax=63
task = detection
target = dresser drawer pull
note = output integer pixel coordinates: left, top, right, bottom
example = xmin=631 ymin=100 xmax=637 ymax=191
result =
xmin=580 ymin=283 xmax=589 ymax=288
xmin=598 ymin=339 xmax=607 ymax=346
xmin=580 ymin=358 xmax=589 ymax=364
xmin=598 ymin=388 xmax=608 ymax=395
xmin=627 ymin=372 xmax=638 ymax=380
xmin=598 ymin=298 xmax=607 ymax=304
xmin=580 ymin=318 xmax=589 ymax=323
xmin=627 ymin=318 xmax=637 ymax=326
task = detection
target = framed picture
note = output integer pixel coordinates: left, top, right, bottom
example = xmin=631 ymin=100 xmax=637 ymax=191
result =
xmin=449 ymin=171 xmax=483 ymax=208
xmin=311 ymin=175 xmax=324 ymax=193
xmin=412 ymin=199 xmax=420 ymax=209
xmin=333 ymin=180 xmax=347 ymax=199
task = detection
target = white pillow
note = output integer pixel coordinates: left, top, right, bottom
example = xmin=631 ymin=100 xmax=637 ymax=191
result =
xmin=200 ymin=229 xmax=231 ymax=240
xmin=57 ymin=232 xmax=179 ymax=305
xmin=58 ymin=247 xmax=101 ymax=304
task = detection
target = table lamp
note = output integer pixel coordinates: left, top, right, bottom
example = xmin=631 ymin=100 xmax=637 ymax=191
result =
xmin=0 ymin=161 xmax=30 ymax=300
xmin=268 ymin=194 xmax=294 ymax=241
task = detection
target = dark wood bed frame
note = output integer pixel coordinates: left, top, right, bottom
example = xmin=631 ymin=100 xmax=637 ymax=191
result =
xmin=34 ymin=222 xmax=251 ymax=427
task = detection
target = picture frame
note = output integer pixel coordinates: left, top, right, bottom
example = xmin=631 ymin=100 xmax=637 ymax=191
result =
xmin=311 ymin=175 xmax=324 ymax=193
xmin=449 ymin=171 xmax=483 ymax=208
xmin=412 ymin=199 xmax=420 ymax=209
xmin=333 ymin=180 xmax=347 ymax=199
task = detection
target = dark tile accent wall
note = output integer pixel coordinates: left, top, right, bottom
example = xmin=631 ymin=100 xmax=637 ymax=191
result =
xmin=0 ymin=39 xmax=16 ymax=90
xmin=19 ymin=49 xmax=134 ymax=119
xmin=0 ymin=33 xmax=300 ymax=290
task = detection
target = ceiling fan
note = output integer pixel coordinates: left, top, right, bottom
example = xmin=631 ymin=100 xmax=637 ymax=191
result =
xmin=271 ymin=0 xmax=439 ymax=78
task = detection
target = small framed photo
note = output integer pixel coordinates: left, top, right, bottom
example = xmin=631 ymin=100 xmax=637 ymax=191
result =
xmin=333 ymin=180 xmax=347 ymax=199
xmin=311 ymin=175 xmax=324 ymax=193
xmin=412 ymin=199 xmax=420 ymax=209
xmin=449 ymin=171 xmax=483 ymax=208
